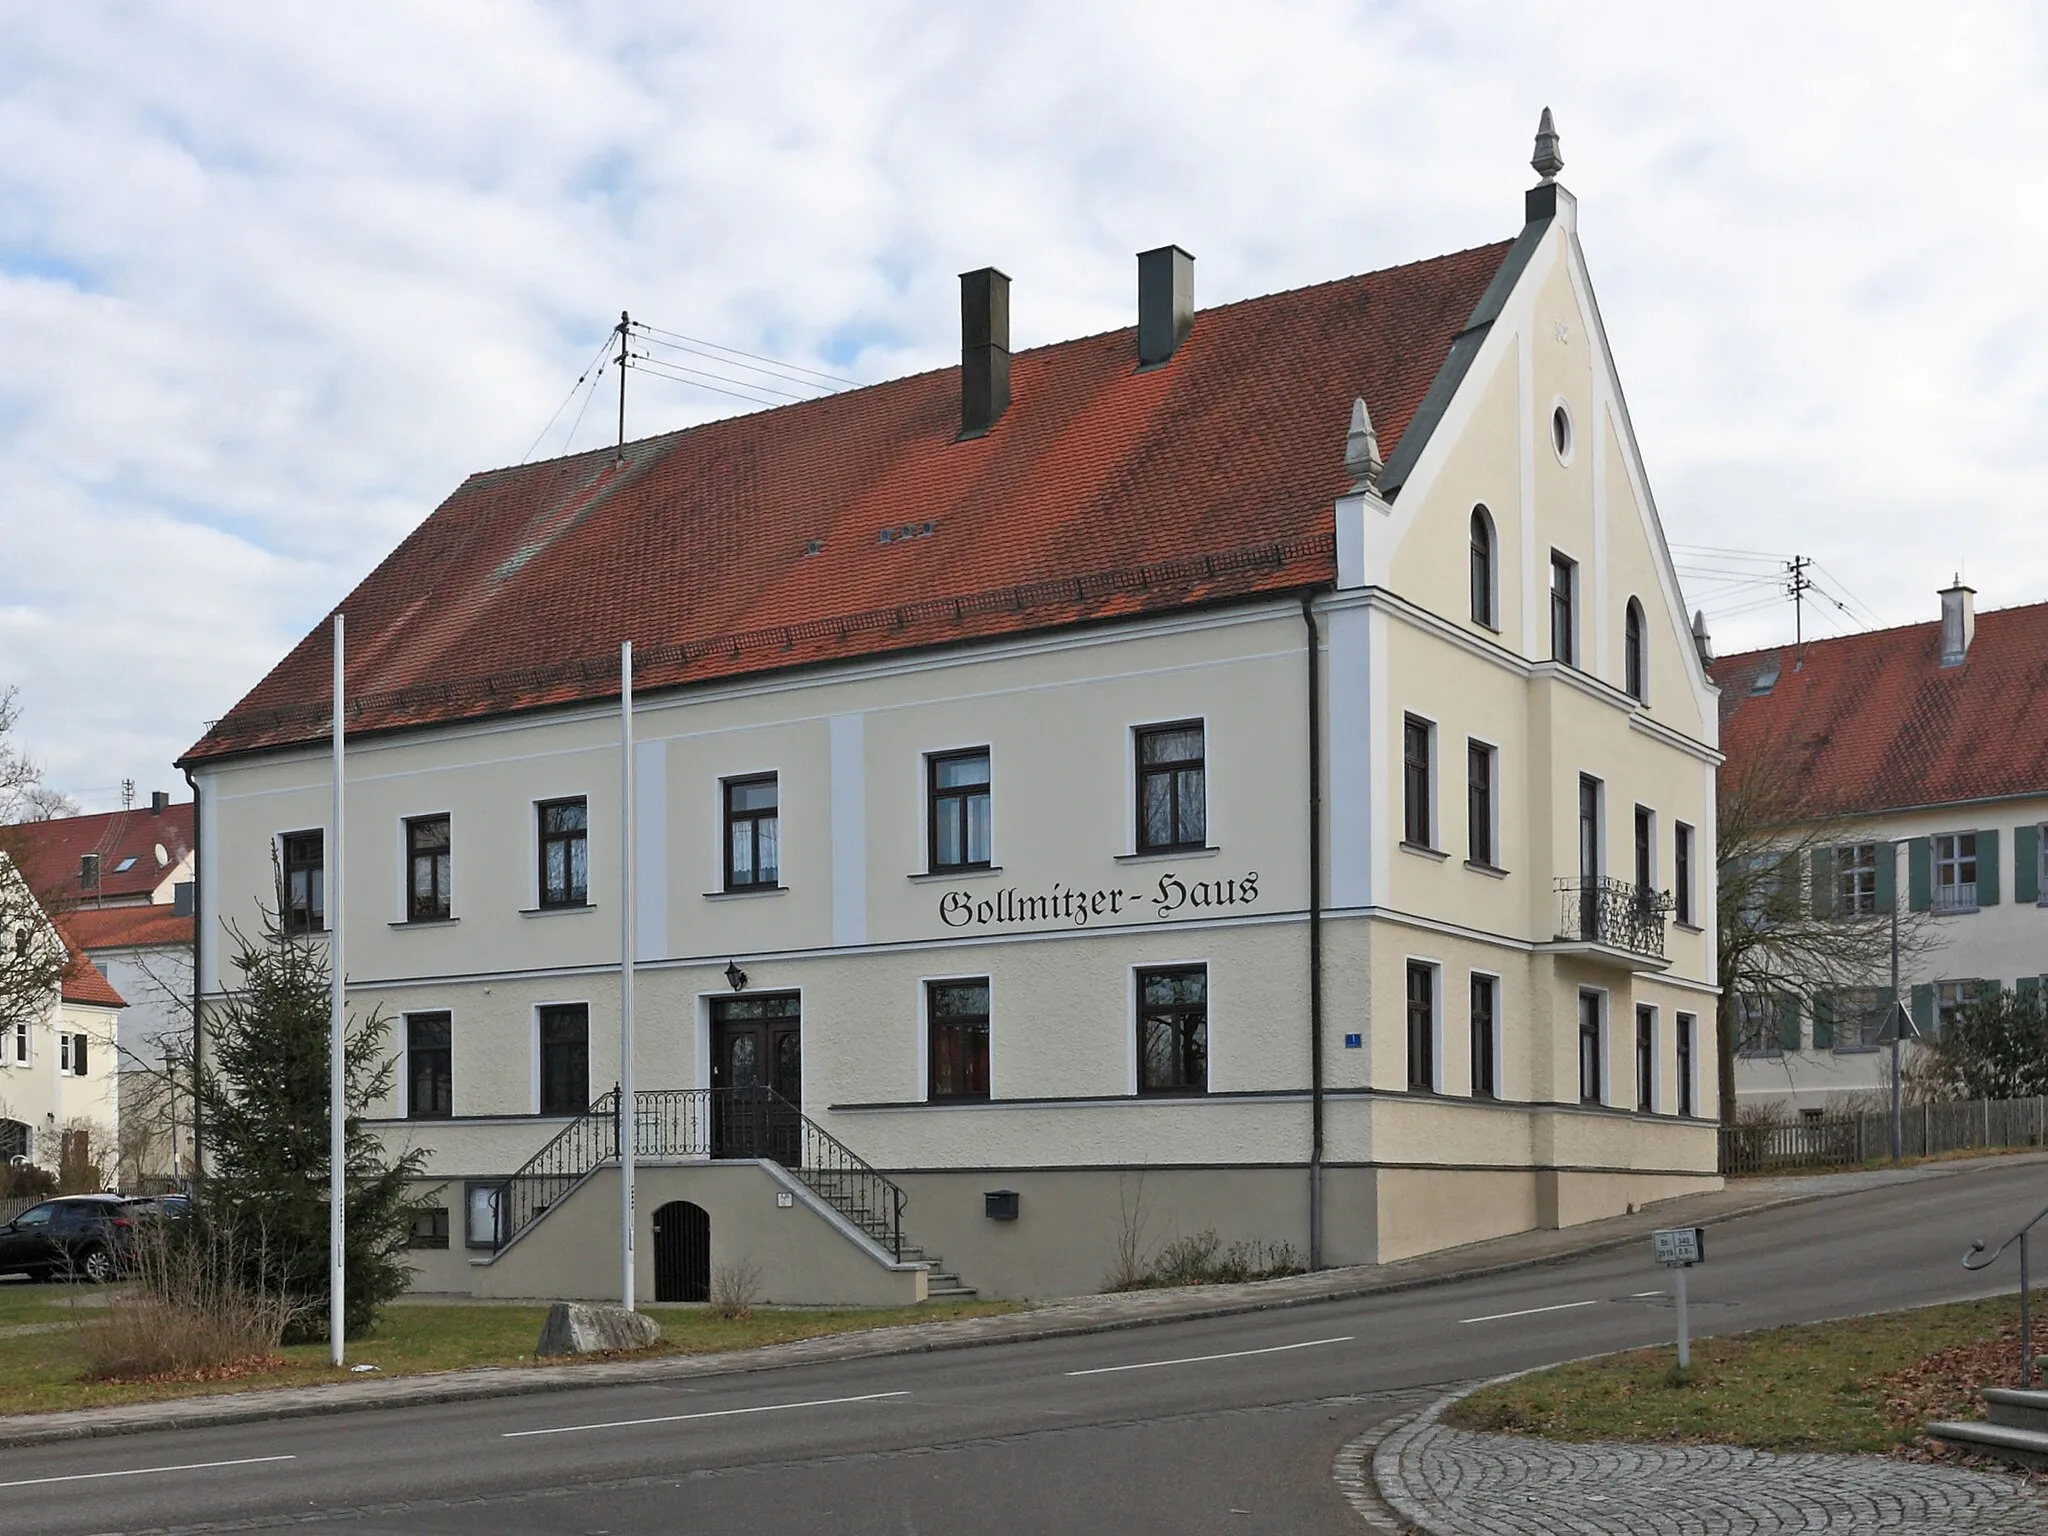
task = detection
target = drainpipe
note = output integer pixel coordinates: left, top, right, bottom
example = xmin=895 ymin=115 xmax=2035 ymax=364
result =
xmin=1302 ymin=594 xmax=1325 ymax=1269
xmin=181 ymin=764 xmax=203 ymax=1188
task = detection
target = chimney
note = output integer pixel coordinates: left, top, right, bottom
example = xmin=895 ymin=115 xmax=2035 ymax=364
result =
xmin=150 ymin=790 xmax=169 ymax=816
xmin=1137 ymin=245 xmax=1195 ymax=367
xmin=1939 ymin=577 xmax=1976 ymax=667
xmin=958 ymin=267 xmax=1011 ymax=439
xmin=173 ymin=881 xmax=195 ymax=918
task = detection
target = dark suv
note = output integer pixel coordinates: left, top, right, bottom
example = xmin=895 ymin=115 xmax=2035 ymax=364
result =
xmin=0 ymin=1194 xmax=154 ymax=1283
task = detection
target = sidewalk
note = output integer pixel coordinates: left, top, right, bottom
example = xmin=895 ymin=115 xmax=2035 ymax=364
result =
xmin=1363 ymin=1379 xmax=2048 ymax=1534
xmin=1 ymin=1154 xmax=2034 ymax=1448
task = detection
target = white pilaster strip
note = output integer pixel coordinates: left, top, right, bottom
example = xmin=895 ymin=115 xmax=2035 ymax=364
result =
xmin=829 ymin=713 xmax=867 ymax=946
xmin=1326 ymin=604 xmax=1372 ymax=907
xmin=634 ymin=737 xmax=667 ymax=959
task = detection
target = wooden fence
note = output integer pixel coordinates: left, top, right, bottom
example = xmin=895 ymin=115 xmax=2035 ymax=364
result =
xmin=1720 ymin=1095 xmax=2048 ymax=1175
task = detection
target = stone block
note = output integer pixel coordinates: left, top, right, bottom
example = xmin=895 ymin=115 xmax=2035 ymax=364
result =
xmin=535 ymin=1302 xmax=662 ymax=1358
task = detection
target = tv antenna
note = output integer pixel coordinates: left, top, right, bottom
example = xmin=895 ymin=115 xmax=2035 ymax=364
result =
xmin=1785 ymin=555 xmax=1814 ymax=647
xmin=614 ymin=310 xmax=630 ymax=463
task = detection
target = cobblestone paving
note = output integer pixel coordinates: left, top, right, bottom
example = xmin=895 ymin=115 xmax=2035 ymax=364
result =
xmin=1371 ymin=1393 xmax=2048 ymax=1533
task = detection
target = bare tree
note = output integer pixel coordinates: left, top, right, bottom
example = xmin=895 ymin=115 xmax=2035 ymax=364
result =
xmin=0 ymin=686 xmax=78 ymax=824
xmin=1716 ymin=746 xmax=1936 ymax=1122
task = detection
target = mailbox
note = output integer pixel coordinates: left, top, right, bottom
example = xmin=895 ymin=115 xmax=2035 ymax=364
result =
xmin=984 ymin=1189 xmax=1020 ymax=1221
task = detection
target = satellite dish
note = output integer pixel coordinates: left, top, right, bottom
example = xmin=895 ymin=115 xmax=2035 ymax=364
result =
xmin=153 ymin=843 xmax=169 ymax=868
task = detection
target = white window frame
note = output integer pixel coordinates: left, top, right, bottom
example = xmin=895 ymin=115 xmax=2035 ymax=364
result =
xmin=1933 ymin=832 xmax=1979 ymax=913
xmin=1674 ymin=821 xmax=1696 ymax=926
xmin=1466 ymin=737 xmax=1501 ymax=871
xmin=1634 ymin=1002 xmax=1659 ymax=1115
xmin=1837 ymin=842 xmax=1879 ymax=918
xmin=1675 ymin=1011 xmax=1698 ymax=1117
xmin=1129 ymin=957 xmax=1213 ymax=1097
xmin=1577 ymin=987 xmax=1608 ymax=1106
xmin=1633 ymin=804 xmax=1658 ymax=892
xmin=1403 ymin=956 xmax=1443 ymax=1094
xmin=1468 ymin=969 xmax=1502 ymax=1099
xmin=1401 ymin=715 xmax=1438 ymax=853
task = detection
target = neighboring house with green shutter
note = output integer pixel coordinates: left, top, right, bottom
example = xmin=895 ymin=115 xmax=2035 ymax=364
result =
xmin=1715 ymin=582 xmax=2048 ymax=1112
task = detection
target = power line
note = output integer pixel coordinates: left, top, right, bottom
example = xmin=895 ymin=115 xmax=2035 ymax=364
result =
xmin=521 ymin=332 xmax=618 ymax=464
xmin=627 ymin=355 xmax=787 ymax=409
xmin=631 ymin=320 xmax=856 ymax=388
xmin=561 ymin=357 xmax=607 ymax=456
xmin=632 ymin=330 xmax=843 ymax=395
xmin=630 ymin=350 xmax=812 ymax=402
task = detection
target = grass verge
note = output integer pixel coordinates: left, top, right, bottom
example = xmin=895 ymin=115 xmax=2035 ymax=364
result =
xmin=0 ymin=1283 xmax=1017 ymax=1418
xmin=1447 ymin=1294 xmax=2038 ymax=1455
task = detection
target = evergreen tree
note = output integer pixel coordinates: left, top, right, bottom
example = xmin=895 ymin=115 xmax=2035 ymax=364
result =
xmin=195 ymin=886 xmax=425 ymax=1342
xmin=1919 ymin=987 xmax=2048 ymax=1102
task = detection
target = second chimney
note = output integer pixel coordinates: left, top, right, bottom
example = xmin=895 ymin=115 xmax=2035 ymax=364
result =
xmin=150 ymin=790 xmax=170 ymax=816
xmin=1939 ymin=578 xmax=1976 ymax=667
xmin=959 ymin=267 xmax=1011 ymax=439
xmin=1138 ymin=245 xmax=1195 ymax=367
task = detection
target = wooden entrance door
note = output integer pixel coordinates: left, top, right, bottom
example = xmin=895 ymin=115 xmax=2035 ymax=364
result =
xmin=651 ymin=1200 xmax=710 ymax=1303
xmin=710 ymin=994 xmax=801 ymax=1163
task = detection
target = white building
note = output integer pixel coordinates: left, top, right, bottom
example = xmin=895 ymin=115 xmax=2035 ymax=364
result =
xmin=182 ymin=120 xmax=1723 ymax=1304
xmin=0 ymin=855 xmax=124 ymax=1175
xmin=1721 ymin=585 xmax=2048 ymax=1113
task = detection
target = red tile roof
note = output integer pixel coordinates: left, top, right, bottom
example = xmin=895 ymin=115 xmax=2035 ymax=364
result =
xmin=1714 ymin=601 xmax=2048 ymax=818
xmin=183 ymin=243 xmax=1515 ymax=763
xmin=59 ymin=905 xmax=195 ymax=953
xmin=0 ymin=804 xmax=194 ymax=905
xmin=59 ymin=941 xmax=125 ymax=1010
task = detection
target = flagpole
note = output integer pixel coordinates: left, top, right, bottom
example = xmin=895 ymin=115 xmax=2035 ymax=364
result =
xmin=620 ymin=640 xmax=637 ymax=1310
xmin=329 ymin=614 xmax=347 ymax=1366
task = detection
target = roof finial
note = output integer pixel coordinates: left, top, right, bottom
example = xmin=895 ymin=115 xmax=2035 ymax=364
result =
xmin=1531 ymin=107 xmax=1564 ymax=183
xmin=1344 ymin=397 xmax=1383 ymax=490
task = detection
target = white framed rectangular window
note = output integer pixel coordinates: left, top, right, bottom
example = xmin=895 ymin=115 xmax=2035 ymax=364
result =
xmin=1578 ymin=989 xmax=1605 ymax=1104
xmin=1674 ymin=822 xmax=1696 ymax=925
xmin=1634 ymin=1004 xmax=1656 ymax=1114
xmin=1405 ymin=960 xmax=1440 ymax=1092
xmin=1675 ymin=1012 xmax=1697 ymax=1117
xmin=9 ymin=1020 xmax=30 ymax=1065
xmin=1402 ymin=717 xmax=1436 ymax=851
xmin=464 ymin=1182 xmax=506 ymax=1250
xmin=1469 ymin=972 xmax=1499 ymax=1098
xmin=1837 ymin=842 xmax=1879 ymax=917
xmin=1934 ymin=833 xmax=1978 ymax=912
xmin=1466 ymin=740 xmax=1498 ymax=869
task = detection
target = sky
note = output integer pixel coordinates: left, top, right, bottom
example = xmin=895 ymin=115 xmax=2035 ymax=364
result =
xmin=2 ymin=2 xmax=2044 ymax=810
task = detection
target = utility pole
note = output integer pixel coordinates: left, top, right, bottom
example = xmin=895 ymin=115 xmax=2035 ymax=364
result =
xmin=1785 ymin=555 xmax=1814 ymax=648
xmin=1890 ymin=839 xmax=1903 ymax=1161
xmin=615 ymin=311 xmax=630 ymax=463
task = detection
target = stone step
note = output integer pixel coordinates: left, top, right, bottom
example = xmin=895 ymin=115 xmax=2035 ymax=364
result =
xmin=1984 ymin=1387 xmax=2048 ymax=1434
xmin=1926 ymin=1418 xmax=2048 ymax=1469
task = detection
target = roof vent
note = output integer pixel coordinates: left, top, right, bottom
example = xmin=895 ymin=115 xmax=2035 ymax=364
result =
xmin=1137 ymin=245 xmax=1194 ymax=368
xmin=1749 ymin=654 xmax=1780 ymax=696
xmin=958 ymin=267 xmax=1011 ymax=440
xmin=1939 ymin=577 xmax=1976 ymax=667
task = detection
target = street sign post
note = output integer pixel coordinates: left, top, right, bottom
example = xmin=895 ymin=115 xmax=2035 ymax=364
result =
xmin=1653 ymin=1227 xmax=1706 ymax=1369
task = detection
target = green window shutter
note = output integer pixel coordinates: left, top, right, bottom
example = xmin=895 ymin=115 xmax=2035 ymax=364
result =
xmin=1811 ymin=847 xmax=1835 ymax=919
xmin=1876 ymin=842 xmax=1897 ymax=909
xmin=1776 ymin=853 xmax=1804 ymax=916
xmin=2016 ymin=825 xmax=2040 ymax=904
xmin=1777 ymin=993 xmax=1802 ymax=1052
xmin=1908 ymin=838 xmax=1932 ymax=912
xmin=1812 ymin=992 xmax=1835 ymax=1050
xmin=1912 ymin=983 xmax=1935 ymax=1033
xmin=1978 ymin=829 xmax=2001 ymax=906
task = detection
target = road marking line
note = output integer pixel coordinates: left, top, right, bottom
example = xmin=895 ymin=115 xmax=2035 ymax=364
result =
xmin=502 ymin=1389 xmax=910 ymax=1438
xmin=1631 ymin=1291 xmax=1664 ymax=1299
xmin=1460 ymin=1299 xmax=1603 ymax=1325
xmin=0 ymin=1454 xmax=296 ymax=1490
xmin=1065 ymin=1335 xmax=1353 ymax=1377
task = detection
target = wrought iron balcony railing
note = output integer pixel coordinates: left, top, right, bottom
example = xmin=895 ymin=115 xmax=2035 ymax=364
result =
xmin=1553 ymin=876 xmax=1671 ymax=961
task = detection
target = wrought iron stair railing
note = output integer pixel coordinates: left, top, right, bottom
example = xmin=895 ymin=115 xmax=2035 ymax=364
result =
xmin=490 ymin=1086 xmax=906 ymax=1260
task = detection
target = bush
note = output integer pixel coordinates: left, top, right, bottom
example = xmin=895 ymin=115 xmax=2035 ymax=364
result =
xmin=74 ymin=1219 xmax=303 ymax=1381
xmin=3 ymin=1160 xmax=56 ymax=1200
xmin=708 ymin=1258 xmax=762 ymax=1320
xmin=1115 ymin=1229 xmax=1305 ymax=1290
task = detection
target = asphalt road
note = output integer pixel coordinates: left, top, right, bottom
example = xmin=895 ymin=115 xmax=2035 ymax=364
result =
xmin=7 ymin=1158 xmax=2047 ymax=1536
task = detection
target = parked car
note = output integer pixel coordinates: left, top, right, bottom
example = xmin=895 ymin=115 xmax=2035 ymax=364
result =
xmin=0 ymin=1194 xmax=154 ymax=1283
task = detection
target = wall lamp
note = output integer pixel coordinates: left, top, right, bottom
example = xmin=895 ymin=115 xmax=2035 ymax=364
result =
xmin=723 ymin=960 xmax=748 ymax=993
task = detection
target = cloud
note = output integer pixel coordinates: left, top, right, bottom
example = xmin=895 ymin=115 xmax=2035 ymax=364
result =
xmin=2 ymin=2 xmax=2045 ymax=800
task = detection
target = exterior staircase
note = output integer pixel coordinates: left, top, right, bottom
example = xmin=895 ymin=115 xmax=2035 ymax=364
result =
xmin=490 ymin=1086 xmax=969 ymax=1296
xmin=1928 ymin=1385 xmax=2048 ymax=1467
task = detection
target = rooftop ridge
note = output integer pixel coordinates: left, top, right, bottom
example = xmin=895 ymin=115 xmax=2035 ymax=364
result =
xmin=1714 ymin=595 xmax=2048 ymax=668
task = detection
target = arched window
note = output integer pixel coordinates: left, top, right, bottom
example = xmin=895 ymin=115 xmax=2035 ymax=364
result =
xmin=1469 ymin=506 xmax=1496 ymax=628
xmin=1624 ymin=598 xmax=1647 ymax=701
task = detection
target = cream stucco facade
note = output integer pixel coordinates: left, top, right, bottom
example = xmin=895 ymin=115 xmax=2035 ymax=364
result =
xmin=190 ymin=179 xmax=1721 ymax=1302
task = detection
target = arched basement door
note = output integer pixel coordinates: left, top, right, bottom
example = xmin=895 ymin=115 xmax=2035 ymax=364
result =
xmin=652 ymin=1200 xmax=710 ymax=1303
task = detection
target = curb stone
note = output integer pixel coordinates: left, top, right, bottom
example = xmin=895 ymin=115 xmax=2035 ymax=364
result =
xmin=0 ymin=1156 xmax=2030 ymax=1449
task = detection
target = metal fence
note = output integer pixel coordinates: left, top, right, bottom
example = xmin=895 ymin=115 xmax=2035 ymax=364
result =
xmin=1720 ymin=1095 xmax=2048 ymax=1175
